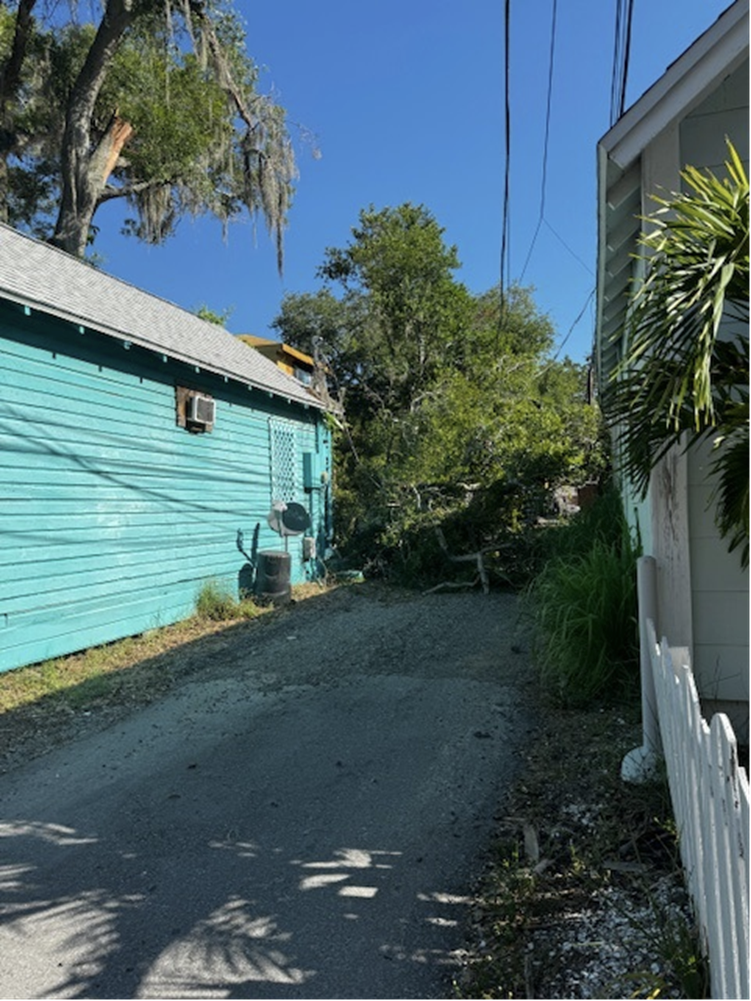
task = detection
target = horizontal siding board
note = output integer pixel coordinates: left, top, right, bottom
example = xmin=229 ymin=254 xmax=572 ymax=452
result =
xmin=0 ymin=496 xmax=262 ymax=528
xmin=0 ymin=591 xmax=196 ymax=673
xmin=0 ymin=505 xmax=259 ymax=536
xmin=0 ymin=543 xmax=250 ymax=607
xmin=0 ymin=307 xmax=331 ymax=673
xmin=2 ymin=402 xmax=306 ymax=451
xmin=692 ymin=591 xmax=750 ymax=645
xmin=1 ymin=480 xmax=263 ymax=512
xmin=0 ymin=520 xmax=254 ymax=557
xmin=1 ymin=345 xmax=171 ymax=396
xmin=0 ymin=523 xmax=270 ymax=584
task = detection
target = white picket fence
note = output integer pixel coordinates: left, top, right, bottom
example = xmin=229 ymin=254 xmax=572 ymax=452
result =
xmin=646 ymin=618 xmax=750 ymax=1000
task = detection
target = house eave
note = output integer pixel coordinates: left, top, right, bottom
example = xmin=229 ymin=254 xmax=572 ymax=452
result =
xmin=2 ymin=289 xmax=326 ymax=412
xmin=0 ymin=224 xmax=331 ymax=413
xmin=594 ymin=0 xmax=749 ymax=390
xmin=600 ymin=0 xmax=749 ymax=172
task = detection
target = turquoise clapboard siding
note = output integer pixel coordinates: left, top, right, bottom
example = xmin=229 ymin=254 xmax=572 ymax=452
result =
xmin=0 ymin=301 xmax=332 ymax=673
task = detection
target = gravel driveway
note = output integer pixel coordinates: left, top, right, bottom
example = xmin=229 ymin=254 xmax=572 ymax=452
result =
xmin=0 ymin=584 xmax=533 ymax=999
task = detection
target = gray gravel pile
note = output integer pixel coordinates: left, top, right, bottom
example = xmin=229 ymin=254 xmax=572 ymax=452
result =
xmin=526 ymin=873 xmax=696 ymax=998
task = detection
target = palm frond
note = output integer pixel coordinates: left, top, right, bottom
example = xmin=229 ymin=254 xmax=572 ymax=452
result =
xmin=604 ymin=140 xmax=749 ymax=565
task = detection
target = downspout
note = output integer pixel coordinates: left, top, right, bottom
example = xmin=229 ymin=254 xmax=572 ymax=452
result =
xmin=621 ymin=554 xmax=662 ymax=782
xmin=597 ymin=145 xmax=662 ymax=782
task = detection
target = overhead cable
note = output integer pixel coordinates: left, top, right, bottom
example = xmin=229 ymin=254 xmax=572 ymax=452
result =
xmin=610 ymin=0 xmax=635 ymax=125
xmin=520 ymin=0 xmax=558 ymax=284
xmin=499 ymin=0 xmax=512 ymax=316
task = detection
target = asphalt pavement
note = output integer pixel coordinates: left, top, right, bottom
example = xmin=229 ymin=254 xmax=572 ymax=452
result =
xmin=0 ymin=586 xmax=533 ymax=999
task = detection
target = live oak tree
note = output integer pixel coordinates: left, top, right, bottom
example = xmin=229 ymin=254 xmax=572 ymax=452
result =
xmin=0 ymin=0 xmax=296 ymax=266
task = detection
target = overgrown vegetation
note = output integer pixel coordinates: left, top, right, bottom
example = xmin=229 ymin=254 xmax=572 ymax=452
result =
xmin=274 ymin=202 xmax=608 ymax=589
xmin=194 ymin=577 xmax=262 ymax=621
xmin=525 ymin=487 xmax=640 ymax=707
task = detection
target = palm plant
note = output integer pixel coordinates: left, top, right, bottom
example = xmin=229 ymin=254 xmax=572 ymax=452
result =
xmin=604 ymin=141 xmax=749 ymax=567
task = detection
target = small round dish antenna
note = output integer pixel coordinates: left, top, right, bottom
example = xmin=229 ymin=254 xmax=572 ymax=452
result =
xmin=267 ymin=501 xmax=311 ymax=537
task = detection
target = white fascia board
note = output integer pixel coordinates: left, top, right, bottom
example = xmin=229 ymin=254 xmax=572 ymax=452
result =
xmin=601 ymin=0 xmax=749 ymax=171
xmin=594 ymin=144 xmax=613 ymax=383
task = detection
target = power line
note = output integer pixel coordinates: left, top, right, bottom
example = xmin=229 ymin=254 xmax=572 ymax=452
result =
xmin=610 ymin=0 xmax=623 ymax=123
xmin=543 ymin=218 xmax=594 ymax=276
xmin=516 ymin=1 xmax=591 ymax=286
xmin=496 ymin=0 xmax=512 ymax=347
xmin=553 ymin=287 xmax=594 ymax=361
xmin=620 ymin=0 xmax=635 ymax=118
xmin=499 ymin=0 xmax=512 ymax=303
xmin=520 ymin=0 xmax=558 ymax=284
xmin=610 ymin=0 xmax=635 ymax=124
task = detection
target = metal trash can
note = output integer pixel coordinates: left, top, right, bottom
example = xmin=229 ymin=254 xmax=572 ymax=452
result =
xmin=255 ymin=550 xmax=291 ymax=604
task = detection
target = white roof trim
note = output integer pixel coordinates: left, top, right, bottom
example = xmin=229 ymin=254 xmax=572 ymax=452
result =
xmin=601 ymin=0 xmax=749 ymax=171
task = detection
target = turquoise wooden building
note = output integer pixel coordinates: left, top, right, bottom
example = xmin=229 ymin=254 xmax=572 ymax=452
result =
xmin=0 ymin=224 xmax=334 ymax=674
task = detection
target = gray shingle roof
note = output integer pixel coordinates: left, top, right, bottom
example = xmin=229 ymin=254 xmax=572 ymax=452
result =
xmin=0 ymin=223 xmax=325 ymax=411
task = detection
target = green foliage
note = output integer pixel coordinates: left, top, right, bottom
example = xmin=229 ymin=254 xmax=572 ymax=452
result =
xmin=0 ymin=0 xmax=296 ymax=260
xmin=526 ymin=489 xmax=640 ymax=707
xmin=194 ymin=303 xmax=234 ymax=326
xmin=317 ymin=202 xmax=474 ymax=414
xmin=271 ymin=287 xmax=367 ymax=402
xmin=533 ymin=483 xmax=626 ymax=562
xmin=604 ymin=141 xmax=749 ymax=567
xmin=195 ymin=578 xmax=259 ymax=621
xmin=273 ymin=203 xmax=609 ymax=587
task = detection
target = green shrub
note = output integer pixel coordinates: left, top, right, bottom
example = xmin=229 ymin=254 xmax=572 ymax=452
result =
xmin=535 ymin=482 xmax=626 ymax=561
xmin=527 ymin=490 xmax=640 ymax=706
xmin=195 ymin=579 xmax=241 ymax=621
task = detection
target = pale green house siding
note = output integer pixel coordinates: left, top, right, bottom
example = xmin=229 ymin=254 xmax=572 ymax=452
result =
xmin=679 ymin=57 xmax=749 ymax=177
xmin=596 ymin=6 xmax=748 ymax=733
xmin=680 ymin=59 xmax=749 ymax=715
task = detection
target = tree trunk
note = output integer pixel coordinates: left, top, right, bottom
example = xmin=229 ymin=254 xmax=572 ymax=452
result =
xmin=50 ymin=0 xmax=134 ymax=256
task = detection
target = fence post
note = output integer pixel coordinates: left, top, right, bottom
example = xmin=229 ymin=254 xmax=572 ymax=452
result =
xmin=622 ymin=555 xmax=662 ymax=783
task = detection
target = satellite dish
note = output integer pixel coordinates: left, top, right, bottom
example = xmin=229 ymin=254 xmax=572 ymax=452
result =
xmin=267 ymin=502 xmax=287 ymax=535
xmin=267 ymin=501 xmax=310 ymax=537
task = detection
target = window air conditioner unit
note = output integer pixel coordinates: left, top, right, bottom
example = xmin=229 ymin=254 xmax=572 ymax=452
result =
xmin=187 ymin=394 xmax=215 ymax=425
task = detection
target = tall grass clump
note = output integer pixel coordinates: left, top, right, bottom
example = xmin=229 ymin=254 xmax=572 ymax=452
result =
xmin=527 ymin=487 xmax=640 ymax=706
xmin=195 ymin=578 xmax=261 ymax=621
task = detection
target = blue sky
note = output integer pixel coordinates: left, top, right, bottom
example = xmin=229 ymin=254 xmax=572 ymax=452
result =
xmin=93 ymin=0 xmax=732 ymax=364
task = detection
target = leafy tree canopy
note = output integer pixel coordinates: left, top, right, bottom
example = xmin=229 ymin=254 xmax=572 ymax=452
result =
xmin=0 ymin=0 xmax=296 ymax=264
xmin=273 ymin=202 xmax=607 ymax=585
xmin=316 ymin=202 xmax=475 ymax=414
xmin=194 ymin=302 xmax=234 ymax=326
